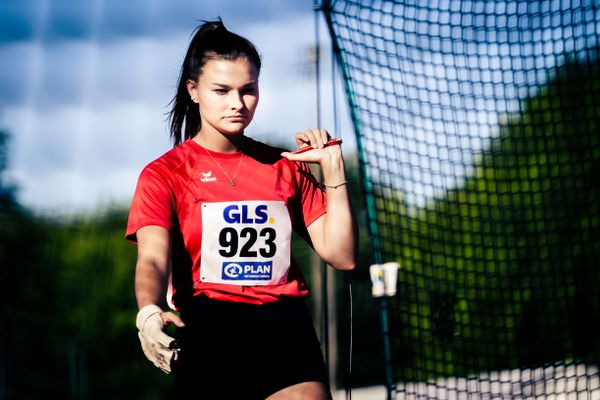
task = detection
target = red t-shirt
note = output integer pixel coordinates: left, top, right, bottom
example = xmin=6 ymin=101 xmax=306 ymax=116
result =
xmin=126 ymin=138 xmax=327 ymax=305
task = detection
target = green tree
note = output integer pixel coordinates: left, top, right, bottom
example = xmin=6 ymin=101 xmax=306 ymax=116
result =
xmin=0 ymin=130 xmax=63 ymax=397
xmin=360 ymin=50 xmax=600 ymax=381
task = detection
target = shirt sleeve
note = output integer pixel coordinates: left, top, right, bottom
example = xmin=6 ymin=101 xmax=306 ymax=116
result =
xmin=293 ymin=161 xmax=328 ymax=228
xmin=125 ymin=163 xmax=176 ymax=243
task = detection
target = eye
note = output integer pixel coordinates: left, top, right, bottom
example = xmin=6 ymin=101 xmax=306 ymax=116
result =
xmin=214 ymin=88 xmax=228 ymax=94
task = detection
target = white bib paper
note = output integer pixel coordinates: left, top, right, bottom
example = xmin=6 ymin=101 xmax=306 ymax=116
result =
xmin=200 ymin=200 xmax=292 ymax=286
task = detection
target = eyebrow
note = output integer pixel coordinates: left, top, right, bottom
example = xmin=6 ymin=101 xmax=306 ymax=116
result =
xmin=210 ymin=81 xmax=258 ymax=88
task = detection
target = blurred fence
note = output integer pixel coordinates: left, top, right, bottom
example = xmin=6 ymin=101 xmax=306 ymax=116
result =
xmin=322 ymin=0 xmax=600 ymax=397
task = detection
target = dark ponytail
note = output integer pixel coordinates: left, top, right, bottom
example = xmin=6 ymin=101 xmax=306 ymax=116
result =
xmin=168 ymin=19 xmax=262 ymax=146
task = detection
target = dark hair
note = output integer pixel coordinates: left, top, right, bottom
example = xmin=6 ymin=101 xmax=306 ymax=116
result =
xmin=168 ymin=19 xmax=262 ymax=146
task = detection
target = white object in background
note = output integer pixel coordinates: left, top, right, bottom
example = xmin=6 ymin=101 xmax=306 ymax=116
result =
xmin=369 ymin=264 xmax=386 ymax=297
xmin=382 ymin=262 xmax=399 ymax=296
xmin=370 ymin=262 xmax=400 ymax=297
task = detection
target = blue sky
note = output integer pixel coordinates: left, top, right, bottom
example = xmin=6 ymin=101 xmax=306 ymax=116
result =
xmin=0 ymin=0 xmax=352 ymax=214
xmin=6 ymin=0 xmax=596 ymax=214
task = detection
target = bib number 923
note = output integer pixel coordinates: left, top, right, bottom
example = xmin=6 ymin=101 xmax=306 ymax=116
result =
xmin=200 ymin=200 xmax=291 ymax=285
xmin=218 ymin=227 xmax=277 ymax=258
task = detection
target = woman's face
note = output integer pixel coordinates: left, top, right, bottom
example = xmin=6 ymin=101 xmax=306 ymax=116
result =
xmin=188 ymin=57 xmax=259 ymax=137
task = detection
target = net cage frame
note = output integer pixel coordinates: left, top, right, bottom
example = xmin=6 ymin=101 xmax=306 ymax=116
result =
xmin=320 ymin=0 xmax=600 ymax=398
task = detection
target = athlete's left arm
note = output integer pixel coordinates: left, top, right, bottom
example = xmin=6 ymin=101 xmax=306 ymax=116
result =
xmin=281 ymin=129 xmax=358 ymax=271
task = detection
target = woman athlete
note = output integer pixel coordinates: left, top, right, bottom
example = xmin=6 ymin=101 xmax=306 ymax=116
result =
xmin=126 ymin=19 xmax=357 ymax=400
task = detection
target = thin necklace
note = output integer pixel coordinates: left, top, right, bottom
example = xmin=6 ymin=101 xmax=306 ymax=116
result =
xmin=201 ymin=146 xmax=244 ymax=186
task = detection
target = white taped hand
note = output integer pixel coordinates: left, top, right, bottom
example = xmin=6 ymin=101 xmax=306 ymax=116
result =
xmin=136 ymin=305 xmax=180 ymax=374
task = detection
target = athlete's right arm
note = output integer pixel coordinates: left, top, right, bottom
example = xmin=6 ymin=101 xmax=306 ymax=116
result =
xmin=135 ymin=225 xmax=172 ymax=308
xmin=135 ymin=225 xmax=185 ymax=374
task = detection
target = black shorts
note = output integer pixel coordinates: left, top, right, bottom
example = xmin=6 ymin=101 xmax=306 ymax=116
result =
xmin=172 ymin=296 xmax=329 ymax=399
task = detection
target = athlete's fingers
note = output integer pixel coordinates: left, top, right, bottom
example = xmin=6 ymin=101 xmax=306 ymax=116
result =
xmin=300 ymin=129 xmax=322 ymax=149
xmin=310 ymin=129 xmax=325 ymax=149
xmin=293 ymin=129 xmax=332 ymax=153
xmin=301 ymin=129 xmax=317 ymax=148
xmin=281 ymin=151 xmax=310 ymax=163
xmin=281 ymin=149 xmax=324 ymax=164
xmin=161 ymin=311 xmax=186 ymax=328
xmin=294 ymin=130 xmax=317 ymax=151
xmin=318 ymin=128 xmax=330 ymax=146
xmin=294 ymin=132 xmax=310 ymax=147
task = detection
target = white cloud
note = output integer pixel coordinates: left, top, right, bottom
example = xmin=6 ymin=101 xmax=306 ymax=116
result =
xmin=1 ymin=10 xmax=359 ymax=215
xmin=4 ymin=102 xmax=171 ymax=213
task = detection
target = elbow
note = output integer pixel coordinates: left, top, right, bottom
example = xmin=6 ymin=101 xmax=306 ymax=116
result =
xmin=340 ymin=262 xmax=357 ymax=271
xmin=322 ymin=244 xmax=358 ymax=271
xmin=330 ymin=258 xmax=357 ymax=271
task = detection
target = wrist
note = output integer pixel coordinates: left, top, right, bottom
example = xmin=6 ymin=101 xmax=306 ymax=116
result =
xmin=320 ymin=152 xmax=345 ymax=179
xmin=136 ymin=304 xmax=163 ymax=331
xmin=321 ymin=180 xmax=348 ymax=189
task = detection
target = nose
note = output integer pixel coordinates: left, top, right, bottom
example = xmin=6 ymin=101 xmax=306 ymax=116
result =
xmin=229 ymin=91 xmax=245 ymax=111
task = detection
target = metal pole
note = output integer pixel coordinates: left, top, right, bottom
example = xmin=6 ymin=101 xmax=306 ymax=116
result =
xmin=378 ymin=297 xmax=395 ymax=400
xmin=319 ymin=1 xmax=395 ymax=398
xmin=313 ymin=0 xmax=329 ymax=371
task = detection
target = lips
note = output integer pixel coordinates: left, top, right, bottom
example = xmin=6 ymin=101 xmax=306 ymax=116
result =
xmin=225 ymin=115 xmax=246 ymax=121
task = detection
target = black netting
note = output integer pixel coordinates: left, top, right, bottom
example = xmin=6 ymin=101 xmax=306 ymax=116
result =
xmin=323 ymin=0 xmax=600 ymax=397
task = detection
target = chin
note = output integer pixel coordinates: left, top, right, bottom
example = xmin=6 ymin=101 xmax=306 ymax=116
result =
xmin=221 ymin=124 xmax=249 ymax=135
xmin=220 ymin=129 xmax=246 ymax=137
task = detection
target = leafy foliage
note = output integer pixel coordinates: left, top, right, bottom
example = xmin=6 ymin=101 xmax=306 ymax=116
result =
xmin=373 ymin=52 xmax=600 ymax=381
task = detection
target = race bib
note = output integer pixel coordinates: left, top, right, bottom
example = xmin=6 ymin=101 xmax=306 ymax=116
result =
xmin=200 ymin=201 xmax=291 ymax=286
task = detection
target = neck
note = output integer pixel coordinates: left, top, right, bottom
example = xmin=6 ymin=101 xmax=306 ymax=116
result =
xmin=193 ymin=131 xmax=245 ymax=154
